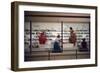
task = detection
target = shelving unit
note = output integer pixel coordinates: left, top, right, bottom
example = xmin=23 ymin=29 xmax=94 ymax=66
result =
xmin=24 ymin=22 xmax=90 ymax=52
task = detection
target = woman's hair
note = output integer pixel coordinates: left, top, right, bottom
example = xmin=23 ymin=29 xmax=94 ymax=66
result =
xmin=57 ymin=34 xmax=60 ymax=38
xmin=70 ymin=27 xmax=74 ymax=33
xmin=70 ymin=27 xmax=73 ymax=30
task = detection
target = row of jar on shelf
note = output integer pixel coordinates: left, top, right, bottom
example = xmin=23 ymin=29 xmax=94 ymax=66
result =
xmin=24 ymin=33 xmax=89 ymax=41
xmin=24 ymin=40 xmax=90 ymax=49
xmin=25 ymin=29 xmax=89 ymax=34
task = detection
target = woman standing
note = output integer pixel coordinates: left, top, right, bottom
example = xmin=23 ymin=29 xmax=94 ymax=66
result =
xmin=69 ymin=27 xmax=77 ymax=46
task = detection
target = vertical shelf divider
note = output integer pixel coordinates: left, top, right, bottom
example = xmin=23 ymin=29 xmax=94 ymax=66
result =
xmin=30 ymin=21 xmax=32 ymax=55
xmin=61 ymin=21 xmax=63 ymax=51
